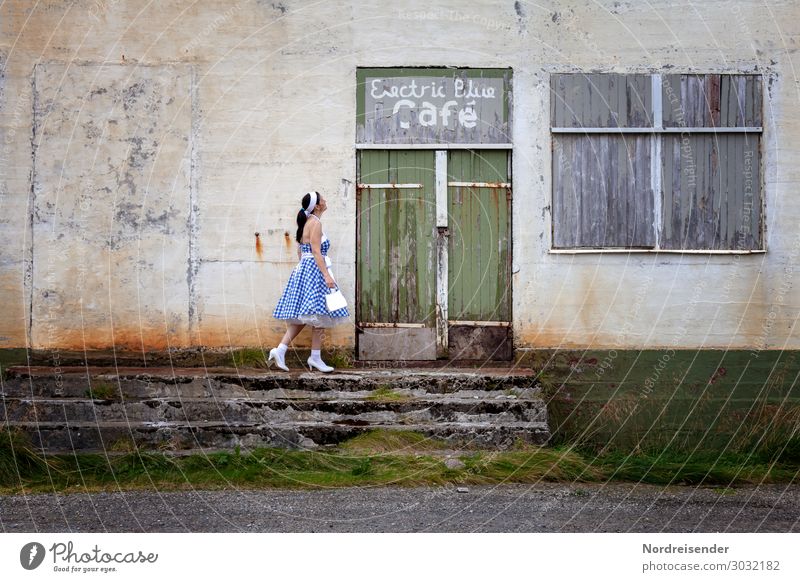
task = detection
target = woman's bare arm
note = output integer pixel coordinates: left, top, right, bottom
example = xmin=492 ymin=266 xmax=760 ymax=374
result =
xmin=309 ymin=220 xmax=335 ymax=287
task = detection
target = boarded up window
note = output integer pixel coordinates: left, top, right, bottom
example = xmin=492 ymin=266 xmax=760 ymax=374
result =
xmin=662 ymin=74 xmax=762 ymax=128
xmin=551 ymin=74 xmax=652 ymax=128
xmin=661 ymin=134 xmax=760 ymax=250
xmin=553 ymin=135 xmax=654 ymax=248
xmin=551 ymin=73 xmax=763 ymax=251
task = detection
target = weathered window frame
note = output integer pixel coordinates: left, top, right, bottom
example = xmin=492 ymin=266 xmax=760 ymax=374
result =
xmin=550 ymin=73 xmax=765 ymax=254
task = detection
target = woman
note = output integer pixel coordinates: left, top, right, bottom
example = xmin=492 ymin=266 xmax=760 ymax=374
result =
xmin=268 ymin=191 xmax=349 ymax=372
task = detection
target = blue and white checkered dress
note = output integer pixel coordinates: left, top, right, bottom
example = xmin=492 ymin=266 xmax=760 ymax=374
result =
xmin=273 ymin=233 xmax=350 ymax=328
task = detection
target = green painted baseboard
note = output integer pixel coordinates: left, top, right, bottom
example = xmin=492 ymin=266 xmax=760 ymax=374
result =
xmin=525 ymin=350 xmax=800 ymax=455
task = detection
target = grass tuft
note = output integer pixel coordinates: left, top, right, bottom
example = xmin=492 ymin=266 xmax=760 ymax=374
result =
xmin=86 ymin=381 xmax=118 ymax=400
xmin=230 ymin=348 xmax=268 ymax=368
xmin=111 ymin=451 xmax=182 ymax=478
xmin=338 ymin=429 xmax=446 ymax=453
xmin=593 ymin=449 xmax=797 ymax=485
xmin=2 ymin=429 xmax=799 ymax=494
xmin=460 ymin=446 xmax=604 ymax=484
xmin=365 ymin=386 xmax=411 ymax=403
xmin=326 ymin=348 xmax=354 ymax=369
xmin=0 ymin=429 xmax=61 ymax=485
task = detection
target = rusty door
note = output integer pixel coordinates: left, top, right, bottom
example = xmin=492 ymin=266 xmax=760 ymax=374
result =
xmin=356 ymin=150 xmax=438 ymax=360
xmin=447 ymin=150 xmax=513 ymax=360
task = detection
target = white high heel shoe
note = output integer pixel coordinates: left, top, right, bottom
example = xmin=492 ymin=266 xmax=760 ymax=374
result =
xmin=267 ymin=348 xmax=290 ymax=372
xmin=307 ymin=356 xmax=334 ymax=373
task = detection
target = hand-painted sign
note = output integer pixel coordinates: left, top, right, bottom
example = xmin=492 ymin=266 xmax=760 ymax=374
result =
xmin=357 ymin=68 xmax=512 ymax=144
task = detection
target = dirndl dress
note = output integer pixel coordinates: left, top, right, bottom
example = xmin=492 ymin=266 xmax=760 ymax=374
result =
xmin=272 ymin=234 xmax=350 ymax=328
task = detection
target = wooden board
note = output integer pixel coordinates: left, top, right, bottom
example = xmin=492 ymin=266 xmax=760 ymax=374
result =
xmin=551 ymin=73 xmax=652 ymax=128
xmin=661 ymin=133 xmax=761 ymax=250
xmin=447 ymin=150 xmax=512 ymax=322
xmin=357 ymin=150 xmax=437 ymax=324
xmin=662 ymin=74 xmax=762 ymax=128
xmin=552 ymin=134 xmax=655 ymax=248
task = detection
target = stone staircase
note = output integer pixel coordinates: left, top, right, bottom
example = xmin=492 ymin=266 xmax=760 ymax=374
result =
xmin=1 ymin=366 xmax=550 ymax=453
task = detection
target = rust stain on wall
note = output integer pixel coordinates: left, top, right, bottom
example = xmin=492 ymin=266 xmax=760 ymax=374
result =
xmin=196 ymin=323 xmax=355 ymax=349
xmin=35 ymin=326 xmax=187 ymax=351
xmin=254 ymin=232 xmax=263 ymax=260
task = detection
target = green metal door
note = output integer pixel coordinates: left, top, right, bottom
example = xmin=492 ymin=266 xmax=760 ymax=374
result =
xmin=357 ymin=150 xmax=438 ymax=360
xmin=447 ymin=150 xmax=512 ymax=359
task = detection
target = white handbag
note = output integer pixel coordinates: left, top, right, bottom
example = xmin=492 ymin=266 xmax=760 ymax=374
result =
xmin=326 ymin=286 xmax=348 ymax=312
xmin=323 ymin=255 xmax=347 ymax=311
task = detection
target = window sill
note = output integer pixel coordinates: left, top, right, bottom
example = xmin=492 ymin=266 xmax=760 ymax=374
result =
xmin=548 ymin=248 xmax=766 ymax=255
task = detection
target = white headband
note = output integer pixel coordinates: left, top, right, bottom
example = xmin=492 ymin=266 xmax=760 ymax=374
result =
xmin=304 ymin=191 xmax=318 ymax=216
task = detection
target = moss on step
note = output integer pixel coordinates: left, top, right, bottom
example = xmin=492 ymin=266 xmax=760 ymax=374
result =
xmin=365 ymin=385 xmax=412 ymax=402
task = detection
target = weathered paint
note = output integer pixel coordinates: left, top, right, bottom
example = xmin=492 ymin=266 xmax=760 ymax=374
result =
xmin=356 ymin=326 xmax=436 ymax=360
xmin=356 ymin=68 xmax=512 ymax=145
xmin=552 ymin=134 xmax=655 ymax=248
xmin=662 ymin=74 xmax=762 ymax=128
xmin=551 ymin=73 xmax=763 ymax=251
xmin=434 ymin=149 xmax=449 ymax=356
xmin=447 ymin=150 xmax=511 ymax=321
xmin=532 ymin=349 xmax=800 ymax=453
xmin=356 ymin=150 xmax=436 ymax=325
xmin=30 ymin=63 xmax=193 ymax=350
xmin=661 ymin=133 xmax=761 ymax=250
xmin=449 ymin=324 xmax=512 ymax=360
xmin=551 ymin=73 xmax=652 ymax=128
xmin=0 ymin=0 xmax=797 ymax=353
xmin=446 ymin=150 xmax=512 ymax=360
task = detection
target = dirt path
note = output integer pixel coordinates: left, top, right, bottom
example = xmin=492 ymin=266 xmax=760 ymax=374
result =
xmin=1 ymin=483 xmax=798 ymax=533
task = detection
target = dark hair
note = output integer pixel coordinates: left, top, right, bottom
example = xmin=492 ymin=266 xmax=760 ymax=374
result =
xmin=295 ymin=191 xmax=316 ymax=243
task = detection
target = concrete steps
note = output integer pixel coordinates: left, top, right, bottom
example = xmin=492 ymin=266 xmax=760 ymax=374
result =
xmin=1 ymin=366 xmax=550 ymax=453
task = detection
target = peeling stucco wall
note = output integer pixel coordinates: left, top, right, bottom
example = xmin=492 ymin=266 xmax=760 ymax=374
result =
xmin=30 ymin=63 xmax=193 ymax=349
xmin=0 ymin=0 xmax=798 ymax=352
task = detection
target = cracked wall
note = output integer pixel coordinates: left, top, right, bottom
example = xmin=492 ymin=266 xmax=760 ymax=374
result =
xmin=30 ymin=63 xmax=192 ymax=349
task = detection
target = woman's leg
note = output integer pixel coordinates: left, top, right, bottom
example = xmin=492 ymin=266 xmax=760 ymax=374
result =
xmin=308 ymin=326 xmax=333 ymax=371
xmin=310 ymin=326 xmax=325 ymax=351
xmin=280 ymin=323 xmax=305 ymax=346
xmin=269 ymin=324 xmax=303 ymax=371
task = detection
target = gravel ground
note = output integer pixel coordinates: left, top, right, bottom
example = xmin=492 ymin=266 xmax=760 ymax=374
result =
xmin=1 ymin=483 xmax=798 ymax=532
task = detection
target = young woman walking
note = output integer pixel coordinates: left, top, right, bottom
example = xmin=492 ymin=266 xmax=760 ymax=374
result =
xmin=268 ymin=191 xmax=349 ymax=372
